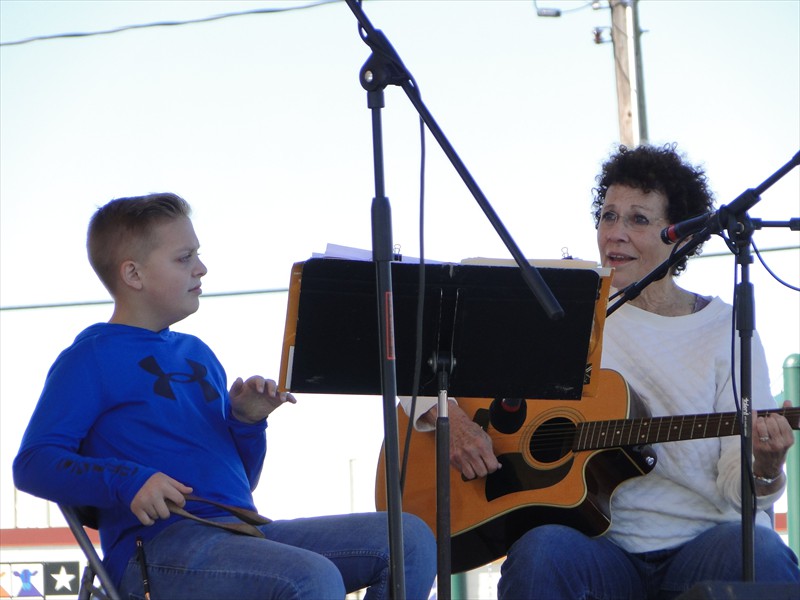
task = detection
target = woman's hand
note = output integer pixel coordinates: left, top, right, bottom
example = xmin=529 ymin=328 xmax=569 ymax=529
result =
xmin=752 ymin=400 xmax=795 ymax=493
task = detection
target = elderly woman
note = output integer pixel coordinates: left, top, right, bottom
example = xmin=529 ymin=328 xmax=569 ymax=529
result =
xmin=496 ymin=144 xmax=799 ymax=598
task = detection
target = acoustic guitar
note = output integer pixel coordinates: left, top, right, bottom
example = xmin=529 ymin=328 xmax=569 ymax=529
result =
xmin=375 ymin=368 xmax=800 ymax=573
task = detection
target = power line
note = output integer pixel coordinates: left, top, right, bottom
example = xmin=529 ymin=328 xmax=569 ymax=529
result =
xmin=2 ymin=246 xmax=796 ymax=312
xmin=0 ymin=287 xmax=289 ymax=312
xmin=0 ymin=0 xmax=340 ymax=47
xmin=697 ymin=244 xmax=798 ymax=260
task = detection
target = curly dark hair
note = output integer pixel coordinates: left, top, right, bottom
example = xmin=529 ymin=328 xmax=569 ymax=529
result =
xmin=591 ymin=143 xmax=715 ymax=274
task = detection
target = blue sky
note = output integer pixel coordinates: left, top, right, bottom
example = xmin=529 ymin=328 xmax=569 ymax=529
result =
xmin=1 ymin=0 xmax=798 ymax=528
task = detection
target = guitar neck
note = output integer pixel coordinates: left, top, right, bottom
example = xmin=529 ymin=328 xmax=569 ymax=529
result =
xmin=576 ymin=407 xmax=800 ymax=451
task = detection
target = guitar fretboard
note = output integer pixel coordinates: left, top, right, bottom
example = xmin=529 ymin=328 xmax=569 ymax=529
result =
xmin=575 ymin=407 xmax=800 ymax=451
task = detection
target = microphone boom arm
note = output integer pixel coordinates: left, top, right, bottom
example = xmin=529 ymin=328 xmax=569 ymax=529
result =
xmin=347 ymin=0 xmax=564 ymax=321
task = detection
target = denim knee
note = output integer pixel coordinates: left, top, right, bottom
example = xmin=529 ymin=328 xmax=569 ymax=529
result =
xmin=753 ymin=524 xmax=800 ymax=581
xmin=401 ymin=513 xmax=437 ymax=598
xmin=402 ymin=513 xmax=436 ymax=561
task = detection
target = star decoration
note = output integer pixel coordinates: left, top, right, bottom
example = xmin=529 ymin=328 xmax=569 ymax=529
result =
xmin=50 ymin=565 xmax=76 ymax=591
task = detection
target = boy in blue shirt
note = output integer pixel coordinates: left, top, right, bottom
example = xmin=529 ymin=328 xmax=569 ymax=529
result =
xmin=14 ymin=192 xmax=436 ymax=599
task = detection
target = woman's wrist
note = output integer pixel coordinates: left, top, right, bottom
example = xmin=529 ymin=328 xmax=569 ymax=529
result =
xmin=753 ymin=471 xmax=784 ymax=486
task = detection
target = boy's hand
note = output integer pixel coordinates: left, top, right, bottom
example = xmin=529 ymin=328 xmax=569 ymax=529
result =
xmin=229 ymin=376 xmax=296 ymax=423
xmin=131 ymin=472 xmax=193 ymax=526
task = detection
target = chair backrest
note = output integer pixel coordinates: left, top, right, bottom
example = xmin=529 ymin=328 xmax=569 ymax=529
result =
xmin=59 ymin=505 xmax=122 ymax=600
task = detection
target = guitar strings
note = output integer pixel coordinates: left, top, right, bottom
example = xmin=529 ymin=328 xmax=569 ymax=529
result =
xmin=496 ymin=407 xmax=797 ymax=453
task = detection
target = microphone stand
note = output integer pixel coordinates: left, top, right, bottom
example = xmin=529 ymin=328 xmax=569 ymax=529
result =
xmin=343 ymin=2 xmax=564 ymax=598
xmin=361 ymin=47 xmax=407 ymax=600
xmin=607 ymin=150 xmax=799 ymax=581
xmin=432 ymin=352 xmax=454 ymax=600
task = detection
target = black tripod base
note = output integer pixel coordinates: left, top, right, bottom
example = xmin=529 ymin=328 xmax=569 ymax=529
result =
xmin=676 ymin=581 xmax=799 ymax=599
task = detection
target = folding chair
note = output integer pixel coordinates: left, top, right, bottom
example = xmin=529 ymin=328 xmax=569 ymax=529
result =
xmin=59 ymin=504 xmax=122 ymax=600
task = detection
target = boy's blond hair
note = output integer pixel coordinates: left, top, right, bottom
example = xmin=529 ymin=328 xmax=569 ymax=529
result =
xmin=87 ymin=192 xmax=191 ymax=294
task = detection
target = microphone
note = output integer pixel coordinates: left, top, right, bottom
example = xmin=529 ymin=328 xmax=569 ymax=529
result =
xmin=489 ymin=398 xmax=526 ymax=434
xmin=660 ymin=213 xmax=713 ymax=245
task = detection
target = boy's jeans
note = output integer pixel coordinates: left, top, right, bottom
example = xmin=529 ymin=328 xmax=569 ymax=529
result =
xmin=120 ymin=511 xmax=436 ymax=600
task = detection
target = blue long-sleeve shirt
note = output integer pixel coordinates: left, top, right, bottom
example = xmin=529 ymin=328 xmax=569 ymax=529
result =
xmin=13 ymin=323 xmax=267 ymax=587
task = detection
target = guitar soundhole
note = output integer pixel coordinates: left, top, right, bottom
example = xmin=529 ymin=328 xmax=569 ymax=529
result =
xmin=530 ymin=417 xmax=575 ymax=463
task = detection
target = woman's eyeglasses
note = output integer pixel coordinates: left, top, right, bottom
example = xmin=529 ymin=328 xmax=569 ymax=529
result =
xmin=598 ymin=211 xmax=666 ymax=232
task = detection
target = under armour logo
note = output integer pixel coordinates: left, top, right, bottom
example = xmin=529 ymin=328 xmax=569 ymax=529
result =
xmin=139 ymin=355 xmax=220 ymax=402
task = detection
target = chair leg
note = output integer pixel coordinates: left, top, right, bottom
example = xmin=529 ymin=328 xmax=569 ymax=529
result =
xmin=60 ymin=505 xmax=122 ymax=600
xmin=78 ymin=565 xmax=94 ymax=600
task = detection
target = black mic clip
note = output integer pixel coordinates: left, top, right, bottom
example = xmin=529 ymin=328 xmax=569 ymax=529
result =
xmin=660 ymin=213 xmax=713 ymax=245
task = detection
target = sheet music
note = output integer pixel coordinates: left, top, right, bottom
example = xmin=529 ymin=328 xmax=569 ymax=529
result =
xmin=313 ymin=243 xmax=443 ymax=264
xmin=313 ymin=243 xmax=611 ymax=275
xmin=461 ymin=256 xmax=612 ymax=276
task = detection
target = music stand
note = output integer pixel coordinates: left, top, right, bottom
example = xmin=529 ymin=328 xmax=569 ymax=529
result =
xmin=280 ymin=259 xmax=601 ymax=399
xmin=279 ymin=257 xmax=606 ymax=592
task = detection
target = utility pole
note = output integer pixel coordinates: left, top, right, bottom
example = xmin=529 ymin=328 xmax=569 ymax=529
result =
xmin=610 ymin=0 xmax=648 ymax=146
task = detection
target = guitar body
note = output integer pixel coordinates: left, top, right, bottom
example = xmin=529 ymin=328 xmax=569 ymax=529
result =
xmin=375 ymin=369 xmax=656 ymax=573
